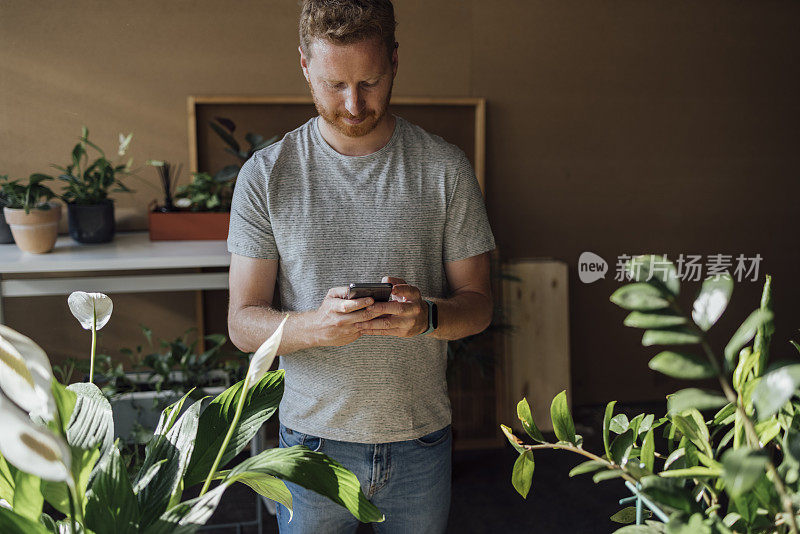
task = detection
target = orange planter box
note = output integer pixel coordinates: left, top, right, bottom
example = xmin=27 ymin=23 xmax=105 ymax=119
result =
xmin=148 ymin=211 xmax=230 ymax=241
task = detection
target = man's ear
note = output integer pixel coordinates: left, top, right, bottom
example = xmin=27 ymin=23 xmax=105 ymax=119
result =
xmin=391 ymin=42 xmax=398 ymax=77
xmin=298 ymin=45 xmax=310 ymax=81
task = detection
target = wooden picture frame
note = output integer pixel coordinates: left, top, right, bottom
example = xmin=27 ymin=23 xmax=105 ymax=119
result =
xmin=187 ymin=95 xmax=486 ymax=193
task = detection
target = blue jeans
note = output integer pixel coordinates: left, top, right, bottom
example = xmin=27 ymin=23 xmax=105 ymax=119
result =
xmin=276 ymin=422 xmax=452 ymax=533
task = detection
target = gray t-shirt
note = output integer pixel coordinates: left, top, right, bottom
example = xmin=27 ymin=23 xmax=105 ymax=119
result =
xmin=227 ymin=115 xmax=495 ymax=443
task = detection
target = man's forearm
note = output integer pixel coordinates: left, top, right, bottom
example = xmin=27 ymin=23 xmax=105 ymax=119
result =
xmin=427 ymin=291 xmax=493 ymax=341
xmin=229 ymin=305 xmax=318 ymax=355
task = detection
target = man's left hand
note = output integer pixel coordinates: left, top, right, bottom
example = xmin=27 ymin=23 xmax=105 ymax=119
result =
xmin=357 ymin=276 xmax=428 ymax=337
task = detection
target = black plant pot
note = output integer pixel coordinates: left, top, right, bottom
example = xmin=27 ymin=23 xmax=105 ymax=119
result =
xmin=0 ymin=206 xmax=14 ymax=244
xmin=67 ymin=200 xmax=115 ymax=244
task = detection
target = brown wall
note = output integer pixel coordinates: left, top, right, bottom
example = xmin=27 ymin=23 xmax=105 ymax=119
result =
xmin=2 ymin=1 xmax=798 ymax=404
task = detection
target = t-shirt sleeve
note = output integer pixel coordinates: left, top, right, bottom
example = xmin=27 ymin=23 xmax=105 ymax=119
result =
xmin=226 ymin=155 xmax=280 ymax=259
xmin=442 ymin=151 xmax=496 ymax=262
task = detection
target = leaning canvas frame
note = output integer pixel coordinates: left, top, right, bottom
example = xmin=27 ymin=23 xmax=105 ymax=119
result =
xmin=187 ymin=95 xmax=486 ymax=193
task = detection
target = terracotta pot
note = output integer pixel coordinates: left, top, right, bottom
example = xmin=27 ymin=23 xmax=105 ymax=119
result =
xmin=148 ymin=211 xmax=230 ymax=241
xmin=3 ymin=202 xmax=62 ymax=254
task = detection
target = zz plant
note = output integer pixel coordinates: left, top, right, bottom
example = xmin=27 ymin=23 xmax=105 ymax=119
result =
xmin=502 ymin=254 xmax=800 ymax=533
xmin=0 ymin=295 xmax=383 ymax=533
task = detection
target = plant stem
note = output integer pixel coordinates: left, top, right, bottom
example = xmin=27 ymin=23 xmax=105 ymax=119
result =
xmin=66 ymin=484 xmax=78 ymax=534
xmin=525 ymin=442 xmax=641 ymax=487
xmin=199 ymin=375 xmax=250 ymax=496
xmin=89 ymin=305 xmax=96 ymax=383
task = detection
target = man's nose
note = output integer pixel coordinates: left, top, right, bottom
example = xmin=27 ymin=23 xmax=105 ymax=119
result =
xmin=344 ymin=87 xmax=363 ymax=117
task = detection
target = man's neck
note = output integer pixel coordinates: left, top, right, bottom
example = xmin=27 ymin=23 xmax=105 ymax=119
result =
xmin=317 ymin=114 xmax=397 ymax=156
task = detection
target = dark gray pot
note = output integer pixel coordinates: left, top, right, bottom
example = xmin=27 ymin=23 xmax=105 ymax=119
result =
xmin=67 ymin=199 xmax=115 ymax=244
xmin=0 ymin=205 xmax=14 ymax=244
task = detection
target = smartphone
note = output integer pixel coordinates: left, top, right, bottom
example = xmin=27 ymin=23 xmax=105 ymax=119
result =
xmin=346 ymin=283 xmax=393 ymax=302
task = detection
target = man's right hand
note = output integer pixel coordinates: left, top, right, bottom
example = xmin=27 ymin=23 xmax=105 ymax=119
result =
xmin=310 ymin=287 xmax=375 ymax=347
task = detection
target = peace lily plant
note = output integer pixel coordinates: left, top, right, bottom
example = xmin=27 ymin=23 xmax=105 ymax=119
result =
xmin=502 ymin=255 xmax=800 ymax=533
xmin=0 ymin=296 xmax=383 ymax=532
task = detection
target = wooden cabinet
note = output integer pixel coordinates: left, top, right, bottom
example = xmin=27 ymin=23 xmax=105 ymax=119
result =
xmin=499 ymin=259 xmax=571 ymax=434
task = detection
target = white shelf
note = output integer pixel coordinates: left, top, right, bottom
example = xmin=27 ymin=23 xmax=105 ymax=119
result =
xmin=0 ymin=231 xmax=231 ymax=274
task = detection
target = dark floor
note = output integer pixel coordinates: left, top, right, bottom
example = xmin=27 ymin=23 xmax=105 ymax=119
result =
xmin=200 ymin=403 xmax=659 ymax=533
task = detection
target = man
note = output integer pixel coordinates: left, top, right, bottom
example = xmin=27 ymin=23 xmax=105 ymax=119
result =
xmin=226 ymin=0 xmax=495 ymax=531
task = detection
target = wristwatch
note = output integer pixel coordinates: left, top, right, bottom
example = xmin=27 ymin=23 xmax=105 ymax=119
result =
xmin=418 ymin=299 xmax=438 ymax=336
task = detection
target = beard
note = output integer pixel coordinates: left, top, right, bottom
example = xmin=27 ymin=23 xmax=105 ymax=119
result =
xmin=308 ymin=80 xmax=393 ymax=138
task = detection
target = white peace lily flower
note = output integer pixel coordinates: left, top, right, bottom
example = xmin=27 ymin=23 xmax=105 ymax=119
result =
xmin=0 ymin=324 xmax=56 ymax=420
xmin=118 ymin=132 xmax=133 ymax=156
xmin=0 ymin=394 xmax=71 ymax=482
xmin=68 ymin=291 xmax=113 ymax=330
xmin=245 ymin=315 xmax=288 ymax=391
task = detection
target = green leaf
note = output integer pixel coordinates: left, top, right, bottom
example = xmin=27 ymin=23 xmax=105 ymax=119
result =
xmin=609 ymin=414 xmax=630 ymax=435
xmin=134 ymin=400 xmax=202 ymax=529
xmin=721 ymin=448 xmax=769 ymax=498
xmin=184 ymin=371 xmax=284 ymax=488
xmin=603 ymin=401 xmax=617 ymax=459
xmin=550 ymin=390 xmax=576 ymax=444
xmin=516 ymin=398 xmax=545 ymax=442
xmin=0 ymin=456 xmax=14 ymax=502
xmin=610 ymin=429 xmax=635 ymax=466
xmin=143 ymin=481 xmax=230 ymax=534
xmin=724 ymin=309 xmax=773 ymax=370
xmin=639 ymin=475 xmax=699 ymax=514
xmin=11 ymin=470 xmax=42 ymax=522
xmin=85 ymin=445 xmax=139 ymax=534
xmin=209 ymin=121 xmax=240 ymax=153
xmin=569 ymin=460 xmax=607 ymax=477
xmin=625 ymin=255 xmax=680 ymax=296
xmin=641 ymin=429 xmax=655 ymax=472
xmin=658 ymin=466 xmax=722 ymax=478
xmin=66 ymin=382 xmax=114 ymax=460
xmin=593 ymin=469 xmax=625 ymax=483
xmin=0 ymin=507 xmax=50 ymax=534
xmin=648 ymin=351 xmax=715 ymax=379
xmin=610 ymin=506 xmax=644 ymax=524
xmin=610 ymin=283 xmax=670 ymax=311
xmin=51 ymin=381 xmax=77 ymax=434
xmin=624 ymin=312 xmax=686 ymax=329
xmin=667 ymin=389 xmax=727 ymax=415
xmin=225 ymin=471 xmax=292 ymax=521
xmin=754 ymin=419 xmax=780 ymax=446
xmin=691 ymin=274 xmax=733 ymax=331
xmin=511 ymin=450 xmax=535 ymax=499
xmin=642 ymin=328 xmax=702 ymax=346
xmin=753 ymin=275 xmax=774 ymax=376
xmin=752 ymin=364 xmax=800 ymax=420
xmin=229 ymin=446 xmax=385 ymax=522
xmin=500 ymin=425 xmax=526 ymax=454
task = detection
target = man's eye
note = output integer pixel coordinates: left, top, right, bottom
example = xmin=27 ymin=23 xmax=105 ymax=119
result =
xmin=361 ymin=82 xmax=377 ymax=88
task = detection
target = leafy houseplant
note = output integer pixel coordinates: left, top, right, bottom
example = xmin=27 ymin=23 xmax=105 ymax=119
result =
xmin=501 ymin=254 xmax=800 ymax=533
xmin=51 ymin=126 xmax=134 ymax=244
xmin=0 ymin=295 xmax=384 ymax=532
xmin=0 ymin=173 xmax=61 ymax=253
xmin=146 ymin=118 xmax=277 ymax=241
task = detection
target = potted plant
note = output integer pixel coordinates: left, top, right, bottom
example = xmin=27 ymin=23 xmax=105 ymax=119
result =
xmin=0 ymin=293 xmax=385 ymax=531
xmin=146 ymin=118 xmax=279 ymax=241
xmin=146 ymin=165 xmax=234 ymax=240
xmin=0 ymin=173 xmax=60 ymax=253
xmin=51 ymin=126 xmax=134 ymax=244
xmin=501 ymin=255 xmax=800 ymax=533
